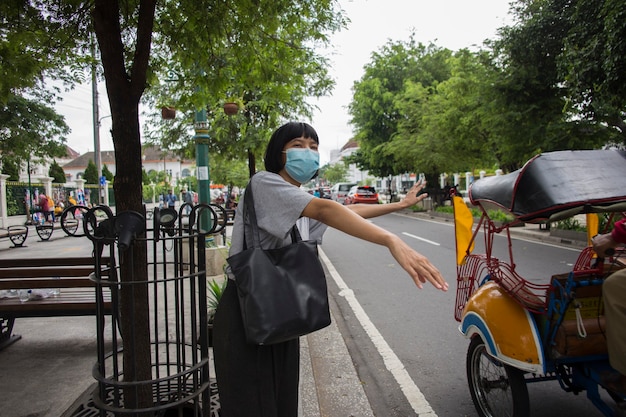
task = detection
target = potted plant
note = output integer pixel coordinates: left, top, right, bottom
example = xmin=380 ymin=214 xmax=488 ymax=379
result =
xmin=161 ymin=106 xmax=176 ymax=119
xmin=207 ymin=277 xmax=227 ymax=346
xmin=223 ymin=98 xmax=243 ymax=116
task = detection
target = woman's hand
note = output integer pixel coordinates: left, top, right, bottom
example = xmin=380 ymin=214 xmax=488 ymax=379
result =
xmin=387 ymin=235 xmax=448 ymax=291
xmin=400 ymin=180 xmax=428 ymax=209
xmin=305 ymin=197 xmax=447 ymax=291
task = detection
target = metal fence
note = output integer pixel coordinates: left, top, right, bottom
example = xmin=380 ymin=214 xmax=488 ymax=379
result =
xmin=4 ymin=182 xmax=114 ymax=218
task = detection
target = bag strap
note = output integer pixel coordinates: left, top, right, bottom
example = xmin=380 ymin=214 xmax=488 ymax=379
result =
xmin=242 ymin=179 xmax=302 ymax=250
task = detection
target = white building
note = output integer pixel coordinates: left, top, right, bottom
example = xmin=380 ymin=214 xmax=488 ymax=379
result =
xmin=328 ymin=139 xmax=370 ymax=184
xmin=60 ymin=145 xmax=194 ymax=185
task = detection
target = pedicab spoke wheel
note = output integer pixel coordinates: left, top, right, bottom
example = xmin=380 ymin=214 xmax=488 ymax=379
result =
xmin=467 ymin=336 xmax=529 ymax=417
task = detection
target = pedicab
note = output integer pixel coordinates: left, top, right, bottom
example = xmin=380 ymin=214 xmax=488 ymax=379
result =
xmin=453 ymin=149 xmax=626 ymax=417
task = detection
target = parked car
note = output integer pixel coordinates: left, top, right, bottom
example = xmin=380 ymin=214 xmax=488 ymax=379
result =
xmin=344 ymin=185 xmax=379 ymax=205
xmin=330 ymin=182 xmax=357 ymax=204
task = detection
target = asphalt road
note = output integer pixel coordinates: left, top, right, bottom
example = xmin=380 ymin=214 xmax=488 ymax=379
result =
xmin=321 ymin=212 xmax=608 ymax=417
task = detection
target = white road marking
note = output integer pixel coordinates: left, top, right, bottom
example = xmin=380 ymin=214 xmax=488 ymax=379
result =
xmin=395 ymin=212 xmax=583 ymax=252
xmin=319 ymin=247 xmax=438 ymax=417
xmin=402 ymin=232 xmax=440 ymax=246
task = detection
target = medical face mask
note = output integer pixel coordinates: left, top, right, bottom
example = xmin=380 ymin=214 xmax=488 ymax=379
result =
xmin=283 ymin=148 xmax=320 ymax=183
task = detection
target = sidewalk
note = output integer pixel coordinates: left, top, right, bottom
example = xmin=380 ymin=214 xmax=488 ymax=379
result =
xmin=0 ymin=229 xmax=374 ymax=417
xmin=0 ymin=214 xmax=587 ymax=417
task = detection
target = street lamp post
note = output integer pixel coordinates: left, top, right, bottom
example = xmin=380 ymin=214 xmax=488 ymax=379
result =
xmin=194 ymin=108 xmax=211 ymax=234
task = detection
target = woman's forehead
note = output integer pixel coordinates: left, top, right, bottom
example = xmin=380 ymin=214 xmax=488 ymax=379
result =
xmin=287 ymin=136 xmax=317 ymax=144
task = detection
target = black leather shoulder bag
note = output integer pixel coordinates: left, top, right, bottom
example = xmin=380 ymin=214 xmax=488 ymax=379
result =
xmin=226 ymin=183 xmax=331 ymax=345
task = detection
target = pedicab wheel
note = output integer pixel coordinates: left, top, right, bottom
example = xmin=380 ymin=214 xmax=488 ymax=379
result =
xmin=467 ymin=336 xmax=530 ymax=417
xmin=60 ymin=205 xmax=88 ymax=236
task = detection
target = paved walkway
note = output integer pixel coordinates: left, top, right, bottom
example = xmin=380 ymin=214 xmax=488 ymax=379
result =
xmin=0 ymin=226 xmax=373 ymax=417
xmin=0 ymin=214 xmax=588 ymax=416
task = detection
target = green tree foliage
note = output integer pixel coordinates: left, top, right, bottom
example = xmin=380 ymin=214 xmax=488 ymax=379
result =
xmin=555 ymin=0 xmax=626 ymax=141
xmin=83 ymin=159 xmax=98 ymax=184
xmin=391 ymin=49 xmax=498 ymax=178
xmin=347 ymin=0 xmax=624 ymax=178
xmin=4 ymin=2 xmax=344 ymax=404
xmin=320 ymin=161 xmax=348 ymax=184
xmin=484 ymin=0 xmax=613 ymax=169
xmin=0 ymin=157 xmax=21 ymax=181
xmin=102 ymin=164 xmax=114 ymax=182
xmin=0 ymin=1 xmax=87 ymax=167
xmin=141 ymin=1 xmax=346 ymax=176
xmin=209 ymin=155 xmax=249 ymax=190
xmin=348 ymin=37 xmax=453 ymax=177
xmin=48 ymin=161 xmax=66 ymax=183
xmin=0 ymin=95 xmax=70 ymax=166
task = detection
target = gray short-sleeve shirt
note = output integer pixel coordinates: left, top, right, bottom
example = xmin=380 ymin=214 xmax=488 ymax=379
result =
xmin=228 ymin=171 xmax=328 ymax=259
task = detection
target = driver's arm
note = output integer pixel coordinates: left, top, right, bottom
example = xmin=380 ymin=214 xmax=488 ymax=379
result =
xmin=592 ymin=218 xmax=626 ymax=256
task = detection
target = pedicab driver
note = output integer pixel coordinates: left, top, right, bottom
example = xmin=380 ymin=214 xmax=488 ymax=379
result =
xmin=592 ymin=218 xmax=626 ymax=395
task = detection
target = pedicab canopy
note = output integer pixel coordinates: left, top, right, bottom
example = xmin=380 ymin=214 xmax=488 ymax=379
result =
xmin=468 ymin=149 xmax=626 ymax=223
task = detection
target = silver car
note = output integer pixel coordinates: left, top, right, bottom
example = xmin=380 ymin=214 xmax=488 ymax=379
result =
xmin=330 ymin=182 xmax=357 ymax=204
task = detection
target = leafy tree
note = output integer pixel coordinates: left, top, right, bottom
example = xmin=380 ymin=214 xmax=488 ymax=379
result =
xmin=391 ymin=49 xmax=498 ymax=180
xmin=209 ymin=154 xmax=249 ymax=191
xmin=349 ymin=36 xmax=453 ymax=177
xmin=48 ymin=161 xmax=66 ymax=183
xmin=102 ymin=164 xmax=114 ymax=182
xmin=83 ymin=159 xmax=98 ymax=184
xmin=485 ymin=0 xmax=617 ymax=169
xmin=556 ymin=0 xmax=626 ymax=141
xmin=0 ymin=1 xmax=85 ymax=168
xmin=320 ymin=161 xmax=348 ymax=184
xmin=0 ymin=157 xmax=21 ymax=181
xmin=141 ymin=2 xmax=345 ymax=176
xmin=1 ymin=3 xmax=344 ymax=407
xmin=0 ymin=95 xmax=70 ymax=167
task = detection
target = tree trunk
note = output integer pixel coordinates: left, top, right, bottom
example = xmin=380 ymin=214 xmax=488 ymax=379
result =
xmin=247 ymin=148 xmax=256 ymax=178
xmin=93 ymin=0 xmax=156 ymax=413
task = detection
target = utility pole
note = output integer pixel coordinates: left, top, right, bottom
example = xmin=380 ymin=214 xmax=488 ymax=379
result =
xmin=91 ymin=39 xmax=104 ymax=204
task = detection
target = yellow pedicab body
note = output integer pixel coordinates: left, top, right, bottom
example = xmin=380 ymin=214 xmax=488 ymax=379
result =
xmin=460 ymin=281 xmax=545 ymax=374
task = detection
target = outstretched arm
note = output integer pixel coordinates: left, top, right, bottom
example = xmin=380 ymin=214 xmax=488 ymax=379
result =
xmin=346 ymin=180 xmax=428 ymax=219
xmin=303 ymin=194 xmax=448 ymax=292
xmin=592 ymin=218 xmax=626 ymax=256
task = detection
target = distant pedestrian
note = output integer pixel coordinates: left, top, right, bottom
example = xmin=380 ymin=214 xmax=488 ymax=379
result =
xmin=182 ymin=189 xmax=193 ymax=214
xmin=47 ymin=195 xmax=55 ymax=222
xmin=38 ymin=192 xmax=51 ymax=222
xmin=165 ymin=189 xmax=177 ymax=209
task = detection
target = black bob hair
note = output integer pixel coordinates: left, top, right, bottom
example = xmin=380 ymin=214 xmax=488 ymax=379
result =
xmin=264 ymin=122 xmax=319 ymax=174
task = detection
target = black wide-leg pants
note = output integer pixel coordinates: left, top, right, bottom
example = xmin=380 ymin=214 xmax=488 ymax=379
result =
xmin=213 ymin=280 xmax=300 ymax=417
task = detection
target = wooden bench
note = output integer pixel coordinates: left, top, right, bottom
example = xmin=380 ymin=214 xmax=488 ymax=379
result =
xmin=0 ymin=256 xmax=115 ymax=350
xmin=0 ymin=226 xmax=28 ymax=247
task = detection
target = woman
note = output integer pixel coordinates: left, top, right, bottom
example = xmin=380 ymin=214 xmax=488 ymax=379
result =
xmin=213 ymin=122 xmax=447 ymax=417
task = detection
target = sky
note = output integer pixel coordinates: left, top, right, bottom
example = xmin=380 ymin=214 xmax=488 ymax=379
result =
xmin=56 ymin=0 xmax=513 ymax=165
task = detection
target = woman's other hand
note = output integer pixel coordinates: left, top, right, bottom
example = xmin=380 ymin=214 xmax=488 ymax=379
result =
xmin=400 ymin=180 xmax=428 ymax=209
